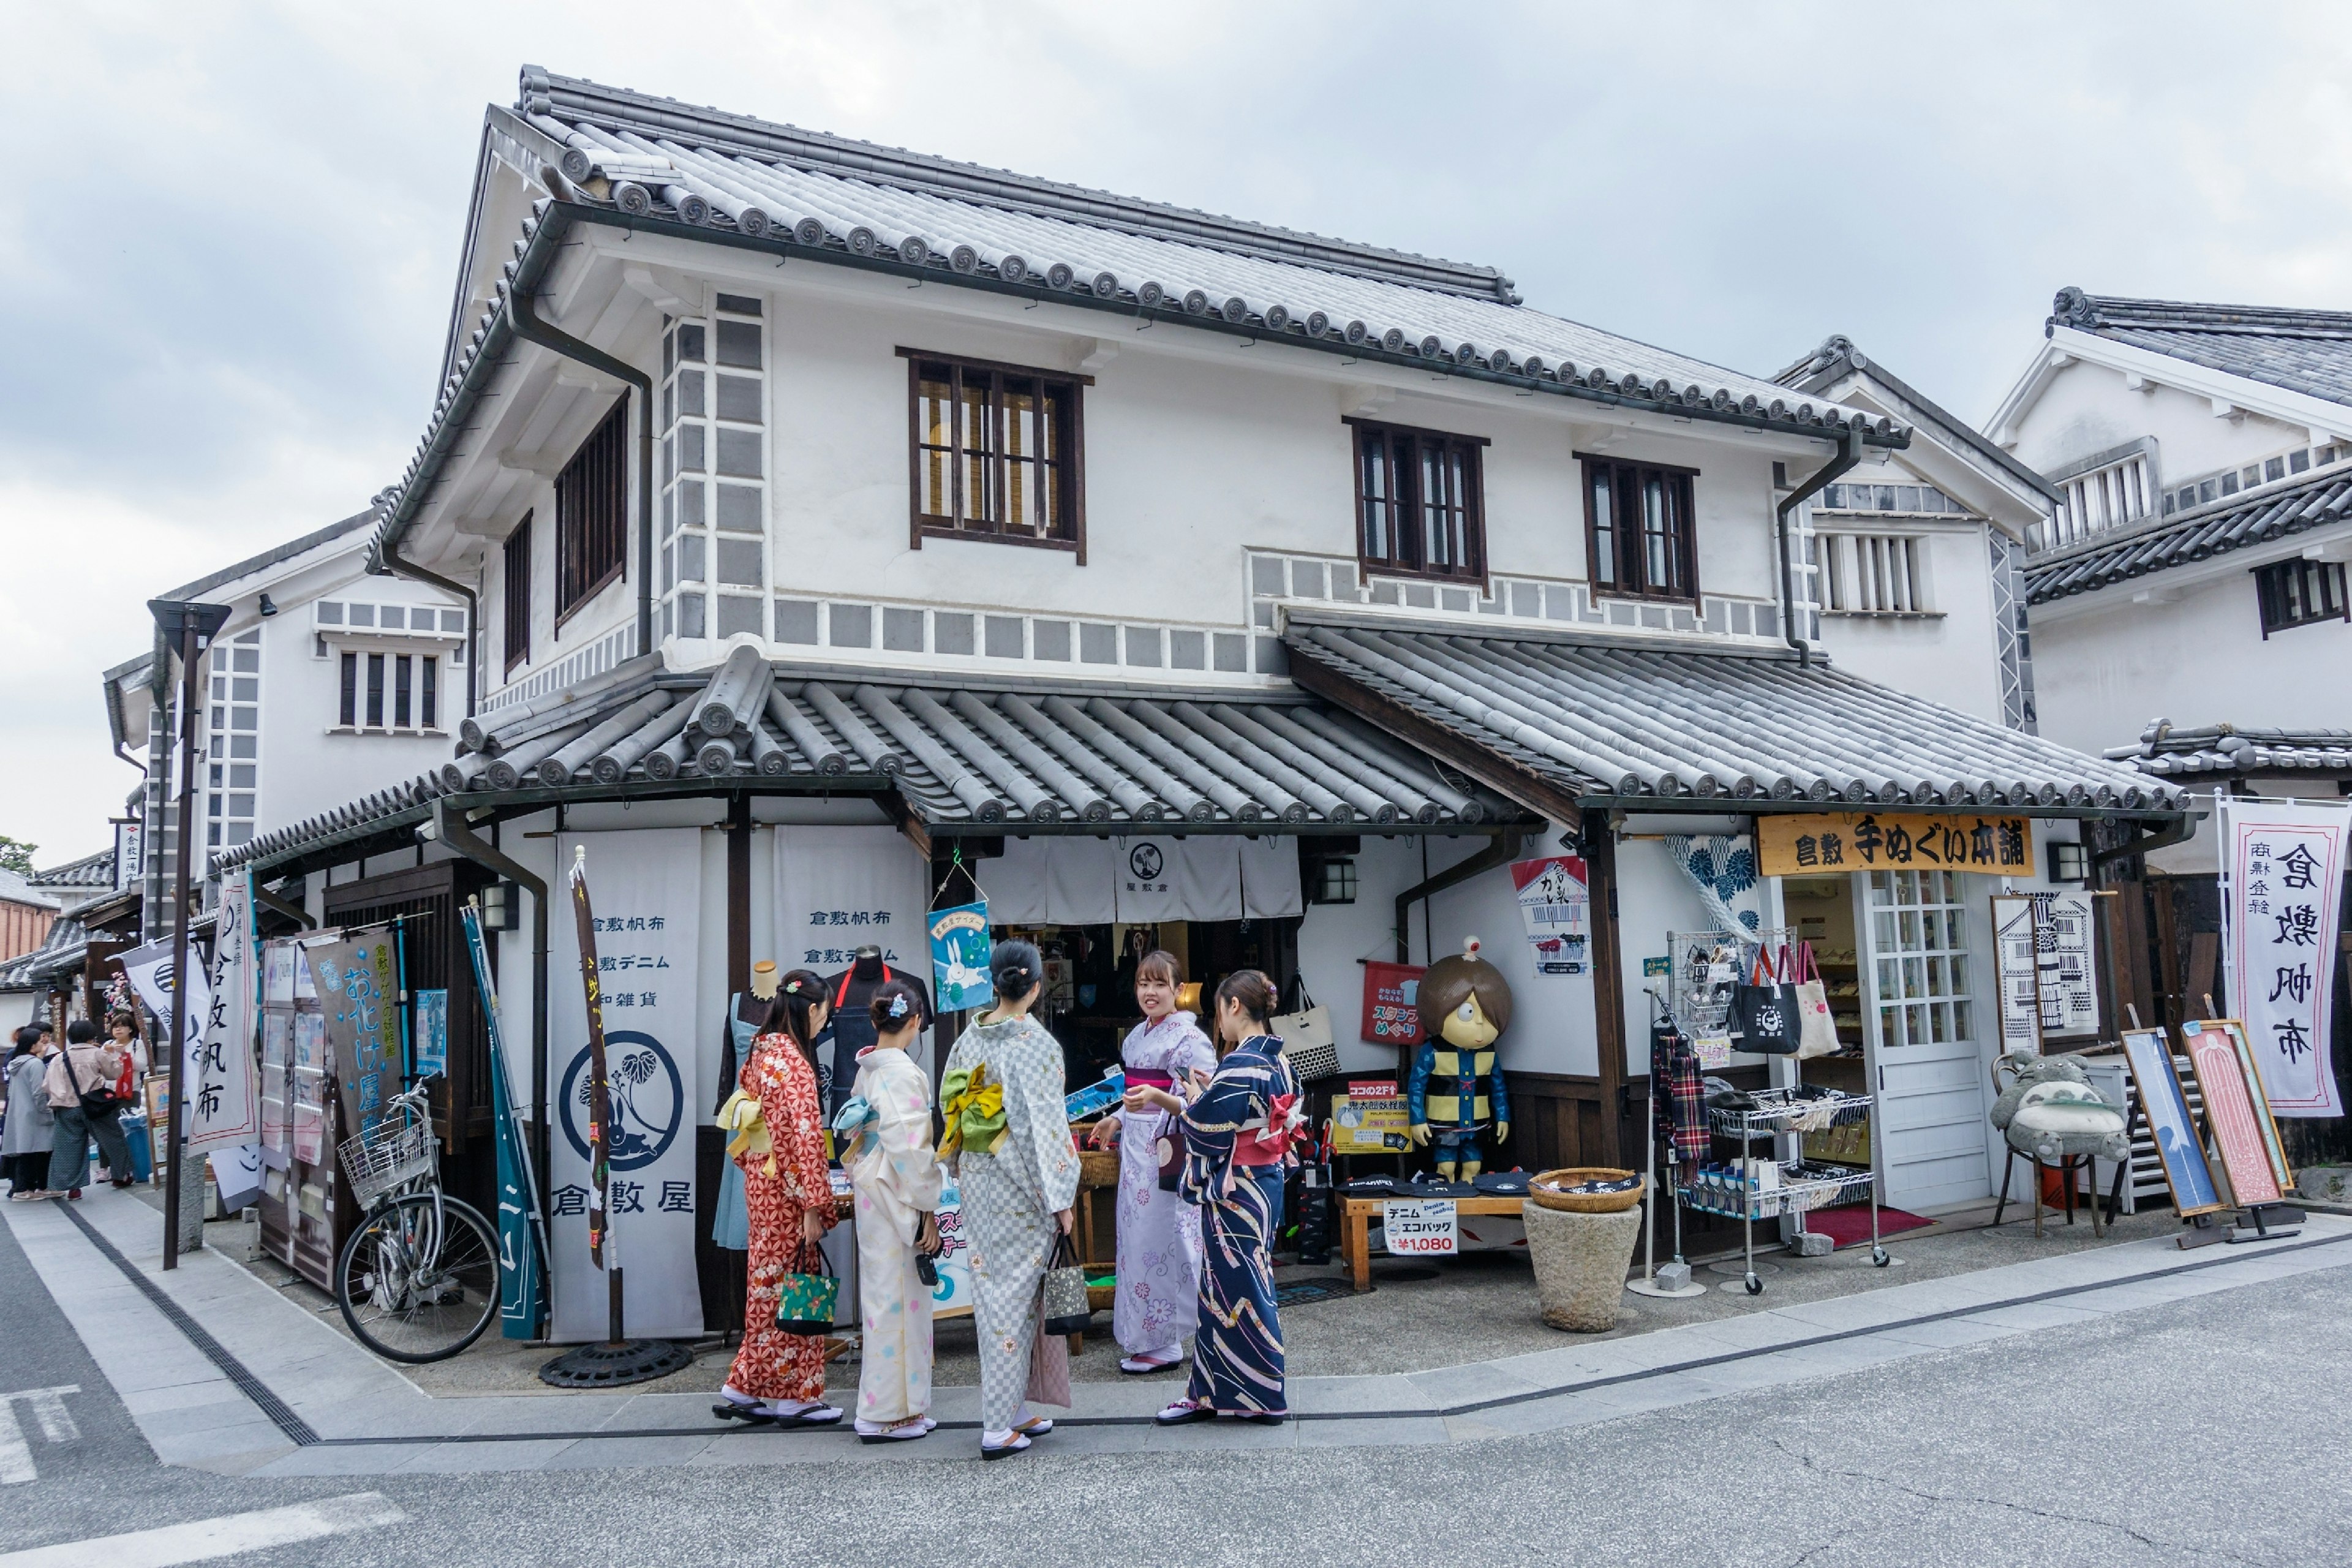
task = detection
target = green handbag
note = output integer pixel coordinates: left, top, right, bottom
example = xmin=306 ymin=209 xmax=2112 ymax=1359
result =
xmin=774 ymin=1242 xmax=840 ymax=1336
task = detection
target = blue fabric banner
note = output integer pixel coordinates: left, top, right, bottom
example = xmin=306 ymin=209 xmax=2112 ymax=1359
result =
xmin=929 ymin=900 xmax=994 ymax=1012
xmin=462 ymin=902 xmax=545 ymax=1340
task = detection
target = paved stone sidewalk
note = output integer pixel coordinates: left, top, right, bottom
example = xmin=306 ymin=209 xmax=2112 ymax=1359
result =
xmin=10 ymin=1186 xmax=2348 ymax=1474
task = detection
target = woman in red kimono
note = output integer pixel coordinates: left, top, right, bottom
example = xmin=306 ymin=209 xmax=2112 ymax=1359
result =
xmin=716 ymin=968 xmax=842 ymax=1425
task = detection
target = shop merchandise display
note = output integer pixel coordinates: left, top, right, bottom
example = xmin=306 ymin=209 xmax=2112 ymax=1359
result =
xmin=1406 ymin=940 xmax=1514 ymax=1181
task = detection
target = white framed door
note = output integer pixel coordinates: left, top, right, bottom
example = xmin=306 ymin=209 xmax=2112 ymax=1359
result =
xmin=1856 ymin=869 xmax=1992 ymax=1210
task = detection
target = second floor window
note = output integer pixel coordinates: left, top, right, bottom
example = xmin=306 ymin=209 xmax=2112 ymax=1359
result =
xmin=339 ymin=652 xmax=440 ymax=731
xmin=905 ymin=352 xmax=1085 ymax=554
xmin=557 ymin=402 xmax=629 ymax=621
xmin=503 ymin=511 xmax=532 ymax=674
xmin=1351 ymin=420 xmax=1487 ymax=584
xmin=2255 ymin=557 xmax=2348 ymax=638
xmin=1583 ymin=456 xmax=1698 ymax=602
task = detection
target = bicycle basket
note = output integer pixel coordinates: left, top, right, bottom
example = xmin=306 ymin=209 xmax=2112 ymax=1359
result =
xmin=339 ymin=1118 xmax=435 ymax=1207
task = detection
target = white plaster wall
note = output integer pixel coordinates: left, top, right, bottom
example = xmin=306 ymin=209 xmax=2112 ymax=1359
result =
xmin=1815 ymin=522 xmax=2008 ymax=723
xmin=2008 ymin=359 xmax=2310 ymax=487
xmin=255 ymin=596 xmax=462 ymax=837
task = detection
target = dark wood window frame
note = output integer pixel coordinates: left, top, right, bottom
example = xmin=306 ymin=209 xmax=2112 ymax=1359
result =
xmin=1346 ymin=417 xmax=1491 ymax=589
xmin=2254 ymin=556 xmax=2350 ymax=638
xmin=556 ymin=404 xmax=630 ymax=626
xmin=502 ymin=511 xmax=532 ymax=676
xmin=899 ymin=347 xmax=1089 ymax=563
xmin=1577 ymin=453 xmax=1701 ymax=605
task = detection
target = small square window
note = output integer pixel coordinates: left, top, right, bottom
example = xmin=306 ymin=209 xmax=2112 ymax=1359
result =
xmin=1311 ymin=857 xmax=1358 ymax=905
xmin=715 ymin=293 xmax=762 ymax=317
xmin=715 ymin=428 xmax=762 ymax=478
xmin=232 ymin=647 xmax=259 ymax=672
xmin=883 ymin=608 xmax=925 ymax=652
xmin=1170 ymin=629 xmax=1206 ymax=669
xmin=716 ymin=374 xmax=761 ymax=423
xmin=2265 ymin=456 xmax=2285 ymax=481
xmin=2292 ymin=449 xmax=2312 ymax=473
xmin=1212 ymin=633 xmax=1248 ymax=673
xmin=679 ymin=535 xmax=706 ymax=582
xmin=1079 ymin=622 xmax=1118 ymax=664
xmin=715 ymin=538 xmax=763 ymax=587
xmin=829 ymin=603 xmax=872 ymax=647
xmin=677 ymin=323 xmax=705 ymax=363
xmin=1251 ymin=557 xmax=1285 ymax=595
xmin=2221 ymin=472 xmax=2239 ymax=496
xmin=232 ymin=677 xmax=257 ymax=701
xmin=678 ymin=424 xmax=706 ymax=473
xmin=715 ymin=484 xmax=761 ymax=533
xmin=678 ymin=480 xmax=706 ymax=527
xmin=442 ymin=609 xmax=465 ymax=632
xmin=1124 ymin=627 xmax=1162 ymax=667
xmin=935 ymin=612 xmax=975 ymax=655
xmin=715 ymin=320 xmax=761 ymax=369
xmin=316 ymin=603 xmax=344 ymax=625
xmin=678 ymin=594 xmax=706 ymax=639
xmin=677 ymin=370 xmax=706 ymax=418
xmin=230 ymin=734 xmax=257 ymax=758
xmin=984 ymin=616 xmax=1025 ymax=658
xmin=230 ymin=764 xmax=255 ymax=787
xmin=349 ymin=604 xmax=375 ymax=627
xmin=1033 ymin=620 xmax=1072 ymax=660
xmin=229 ymin=793 xmax=255 ymax=816
xmin=380 ymin=606 xmax=405 ymax=629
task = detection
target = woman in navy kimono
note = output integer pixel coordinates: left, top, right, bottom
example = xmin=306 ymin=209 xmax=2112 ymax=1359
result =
xmin=1153 ymin=970 xmax=1301 ymax=1427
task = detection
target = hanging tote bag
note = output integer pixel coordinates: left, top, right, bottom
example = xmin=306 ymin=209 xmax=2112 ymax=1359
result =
xmin=1272 ymin=979 xmax=1341 ymax=1083
xmin=773 ymin=1242 xmax=841 ymax=1336
xmin=1040 ymin=1232 xmax=1093 ymax=1337
xmin=1793 ymin=942 xmax=1841 ymax=1060
xmin=1728 ymin=946 xmax=1803 ymax=1055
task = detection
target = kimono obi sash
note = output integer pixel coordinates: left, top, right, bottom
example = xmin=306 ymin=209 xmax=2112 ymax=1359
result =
xmin=1125 ymin=1069 xmax=1175 ymax=1090
xmin=718 ymin=1088 xmax=774 ymax=1175
xmin=1232 ymin=1091 xmax=1304 ymax=1169
xmin=938 ymin=1063 xmax=1008 ymax=1159
xmin=831 ymin=1095 xmax=878 ymax=1160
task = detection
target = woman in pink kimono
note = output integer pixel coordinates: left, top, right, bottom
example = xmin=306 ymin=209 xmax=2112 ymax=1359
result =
xmin=1098 ymin=950 xmax=1216 ymax=1374
xmin=839 ymin=982 xmax=943 ymax=1442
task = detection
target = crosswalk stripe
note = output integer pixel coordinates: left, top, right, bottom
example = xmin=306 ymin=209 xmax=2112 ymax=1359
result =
xmin=0 ymin=1492 xmax=407 ymax=1568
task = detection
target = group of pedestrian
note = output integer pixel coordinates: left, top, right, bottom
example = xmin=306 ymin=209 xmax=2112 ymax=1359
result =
xmin=711 ymin=938 xmax=1301 ymax=1459
xmin=2 ymin=1014 xmax=145 ymax=1201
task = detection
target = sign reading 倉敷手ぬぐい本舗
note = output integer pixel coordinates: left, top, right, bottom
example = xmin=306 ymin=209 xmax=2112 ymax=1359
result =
xmin=1757 ymin=813 xmax=2035 ymax=880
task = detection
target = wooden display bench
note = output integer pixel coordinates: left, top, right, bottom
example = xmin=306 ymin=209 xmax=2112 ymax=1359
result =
xmin=1338 ymin=1193 xmax=1526 ymax=1292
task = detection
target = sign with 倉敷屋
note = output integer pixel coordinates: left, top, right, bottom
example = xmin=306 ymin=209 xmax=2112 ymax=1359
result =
xmin=1757 ymin=813 xmax=2035 ymax=880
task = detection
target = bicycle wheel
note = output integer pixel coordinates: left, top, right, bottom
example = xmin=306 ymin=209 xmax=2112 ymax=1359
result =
xmin=336 ymin=1192 xmax=500 ymax=1363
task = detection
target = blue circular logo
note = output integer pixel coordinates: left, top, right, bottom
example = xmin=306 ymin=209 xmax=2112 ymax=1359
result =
xmin=559 ymin=1030 xmax=685 ymax=1170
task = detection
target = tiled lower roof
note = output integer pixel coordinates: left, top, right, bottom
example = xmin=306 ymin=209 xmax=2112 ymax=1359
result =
xmin=2108 ymin=720 xmax=2352 ymax=779
xmin=220 ymin=647 xmax=1518 ymax=872
xmin=28 ymin=848 xmax=116 ymax=892
xmin=2022 ymin=468 xmax=2352 ymax=603
xmin=1284 ymin=620 xmax=2187 ymax=813
xmin=0 ymin=917 xmax=86 ymax=991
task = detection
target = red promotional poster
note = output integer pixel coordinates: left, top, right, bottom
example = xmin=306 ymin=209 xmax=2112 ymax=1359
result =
xmin=1362 ymin=961 xmax=1427 ymax=1047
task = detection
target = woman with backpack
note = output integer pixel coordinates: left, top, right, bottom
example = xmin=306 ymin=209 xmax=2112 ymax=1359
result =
xmin=45 ymin=1019 xmax=130 ymax=1199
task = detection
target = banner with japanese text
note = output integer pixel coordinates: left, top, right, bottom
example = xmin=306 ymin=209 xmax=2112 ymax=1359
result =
xmin=1361 ymin=962 xmax=1425 ymax=1048
xmin=549 ymin=829 xmax=704 ymax=1340
xmin=1757 ymin=813 xmax=2035 ymax=879
xmin=301 ymin=930 xmax=401 ymax=1139
xmin=186 ymin=873 xmax=260 ymax=1153
xmin=2221 ymin=797 xmax=2348 ymax=1118
xmin=118 ymin=933 xmax=211 ymax=1133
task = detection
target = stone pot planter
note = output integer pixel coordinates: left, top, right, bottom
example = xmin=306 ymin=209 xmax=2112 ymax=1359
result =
xmin=1523 ymin=1199 xmax=1643 ymax=1332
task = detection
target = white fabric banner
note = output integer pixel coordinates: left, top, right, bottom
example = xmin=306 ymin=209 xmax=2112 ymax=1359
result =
xmin=982 ymin=837 xmax=1050 ymax=924
xmin=775 ymin=825 xmax=931 ymax=1084
xmin=2221 ymin=796 xmax=2349 ymax=1118
xmin=119 ymin=933 xmax=213 ymax=1128
xmin=1117 ymin=835 xmax=1240 ymax=922
xmin=549 ymin=829 xmax=705 ymax=1341
xmin=1049 ymin=837 xmax=1121 ymax=923
xmin=186 ymin=875 xmax=260 ymax=1152
xmin=1240 ymin=835 xmax=1304 ymax=919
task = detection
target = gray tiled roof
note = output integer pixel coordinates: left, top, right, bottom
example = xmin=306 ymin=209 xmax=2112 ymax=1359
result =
xmin=1776 ymin=335 xmax=2060 ymax=503
xmin=220 ymin=647 xmax=1518 ymax=872
xmin=2050 ymin=288 xmax=2352 ymax=408
xmin=2023 ymin=466 xmax=2352 ymax=602
xmin=0 ymin=916 xmax=85 ymax=992
xmin=2108 ymin=719 xmax=2352 ymax=780
xmin=1284 ymin=619 xmax=2186 ymax=812
xmin=28 ymin=850 xmax=116 ymax=891
xmin=374 ymin=68 xmax=1909 ymax=570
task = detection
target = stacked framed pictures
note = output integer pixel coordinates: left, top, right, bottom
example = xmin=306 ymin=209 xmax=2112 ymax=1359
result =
xmin=2119 ymin=1020 xmax=2296 ymax=1219
xmin=2118 ymin=1028 xmax=2222 ymax=1217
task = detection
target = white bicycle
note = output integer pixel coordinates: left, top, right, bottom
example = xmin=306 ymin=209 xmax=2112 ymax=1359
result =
xmin=334 ymin=1080 xmax=500 ymax=1363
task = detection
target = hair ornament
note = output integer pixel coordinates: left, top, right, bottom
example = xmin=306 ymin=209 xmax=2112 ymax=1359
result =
xmin=886 ymin=993 xmax=911 ymax=1020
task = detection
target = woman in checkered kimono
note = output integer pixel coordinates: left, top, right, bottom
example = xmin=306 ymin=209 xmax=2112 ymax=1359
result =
xmin=940 ymin=940 xmax=1079 ymax=1460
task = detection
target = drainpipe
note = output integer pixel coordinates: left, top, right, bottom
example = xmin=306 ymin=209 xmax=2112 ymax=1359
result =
xmin=1774 ymin=428 xmax=1864 ymax=668
xmin=375 ymin=540 xmax=482 ymax=721
xmin=433 ymin=800 xmax=552 ymax=1233
xmin=1394 ymin=829 xmax=1526 ymax=963
xmin=508 ymin=290 xmax=655 ymax=664
xmin=2090 ymin=809 xmax=2203 ymax=871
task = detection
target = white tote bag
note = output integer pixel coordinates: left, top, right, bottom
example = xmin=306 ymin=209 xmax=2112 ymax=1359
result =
xmin=1794 ymin=943 xmax=1841 ymax=1060
xmin=1273 ymin=981 xmax=1341 ymax=1082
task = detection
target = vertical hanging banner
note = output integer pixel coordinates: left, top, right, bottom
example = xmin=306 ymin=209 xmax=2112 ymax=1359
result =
xmin=302 ymin=930 xmax=401 ymax=1138
xmin=775 ymin=824 xmax=928 ymax=971
xmin=118 ymin=933 xmax=213 ymax=1127
xmin=1362 ymin=962 xmax=1426 ymax=1048
xmin=2221 ymin=797 xmax=2350 ymax=1117
xmin=1510 ymin=856 xmax=1589 ymax=976
xmin=186 ymin=874 xmax=260 ymax=1154
xmin=2034 ymin=891 xmax=2098 ymax=1039
xmin=1990 ymin=895 xmax=2044 ymax=1054
xmin=929 ymin=902 xmax=995 ymax=1014
xmin=548 ymin=831 xmax=704 ymax=1342
xmin=462 ymin=902 xmax=545 ymax=1341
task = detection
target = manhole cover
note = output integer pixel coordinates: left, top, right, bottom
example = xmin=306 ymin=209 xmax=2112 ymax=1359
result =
xmin=1275 ymin=1279 xmax=1351 ymax=1308
xmin=1371 ymin=1266 xmax=1439 ymax=1284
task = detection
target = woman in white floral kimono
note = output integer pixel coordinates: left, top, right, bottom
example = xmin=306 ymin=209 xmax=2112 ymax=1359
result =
xmin=838 ymin=981 xmax=943 ymax=1442
xmin=940 ymin=939 xmax=1079 ymax=1460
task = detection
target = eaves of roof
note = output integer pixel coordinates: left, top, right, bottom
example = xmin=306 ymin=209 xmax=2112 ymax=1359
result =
xmin=1777 ymin=336 xmax=2060 ymax=503
xmin=28 ymin=849 xmax=116 ymax=891
xmin=2023 ymin=466 xmax=2352 ymax=604
xmin=160 ymin=510 xmax=377 ymax=606
xmin=2106 ymin=719 xmax=2352 ymax=780
xmin=2051 ymin=287 xmax=2352 ymax=410
xmin=373 ymin=68 xmax=1910 ymax=573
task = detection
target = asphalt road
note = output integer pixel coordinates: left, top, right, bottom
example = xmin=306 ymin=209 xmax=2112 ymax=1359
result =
xmin=5 ymin=1207 xmax=2349 ymax=1567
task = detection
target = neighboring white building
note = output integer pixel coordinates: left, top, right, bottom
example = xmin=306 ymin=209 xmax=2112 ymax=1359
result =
xmin=214 ymin=69 xmax=2183 ymax=1292
xmin=1988 ymin=288 xmax=2352 ymax=766
xmin=118 ymin=511 xmax=464 ymax=936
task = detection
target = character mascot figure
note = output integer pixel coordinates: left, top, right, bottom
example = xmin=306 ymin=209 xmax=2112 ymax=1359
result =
xmin=1407 ymin=938 xmax=1513 ymax=1181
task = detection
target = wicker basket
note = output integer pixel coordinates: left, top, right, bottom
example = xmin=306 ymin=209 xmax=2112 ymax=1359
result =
xmin=1077 ymin=1142 xmax=1121 ymax=1188
xmin=1528 ymin=1167 xmax=1645 ymax=1215
xmin=1086 ymin=1282 xmax=1117 ymax=1312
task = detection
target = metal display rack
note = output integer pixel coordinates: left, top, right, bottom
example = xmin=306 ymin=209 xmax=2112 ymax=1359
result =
xmin=1682 ymin=1087 xmax=1890 ymax=1293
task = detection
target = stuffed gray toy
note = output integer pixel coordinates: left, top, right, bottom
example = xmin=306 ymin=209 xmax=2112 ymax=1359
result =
xmin=1990 ymin=1052 xmax=2130 ymax=1165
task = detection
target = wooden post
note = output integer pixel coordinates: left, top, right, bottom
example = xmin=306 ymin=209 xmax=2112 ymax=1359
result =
xmin=1585 ymin=826 xmax=1627 ymax=1170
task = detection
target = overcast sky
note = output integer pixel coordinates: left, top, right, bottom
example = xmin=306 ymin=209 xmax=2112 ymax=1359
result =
xmin=4 ymin=1 xmax=2349 ymax=867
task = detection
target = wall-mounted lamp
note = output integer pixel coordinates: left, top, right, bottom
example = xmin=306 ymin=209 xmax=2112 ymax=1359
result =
xmin=257 ymin=592 xmax=279 ymax=617
xmin=2051 ymin=841 xmax=2091 ymax=883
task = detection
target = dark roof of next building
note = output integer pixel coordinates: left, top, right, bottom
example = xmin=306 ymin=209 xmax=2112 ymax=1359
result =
xmin=220 ymin=647 xmax=1523 ymax=875
xmin=2022 ymin=463 xmax=2352 ymax=603
xmin=1282 ymin=617 xmax=2185 ymax=816
xmin=1776 ymin=335 xmax=2060 ymax=503
xmin=2049 ymin=287 xmax=2352 ymax=409
xmin=2108 ymin=719 xmax=2352 ymax=780
xmin=28 ymin=849 xmax=116 ymax=892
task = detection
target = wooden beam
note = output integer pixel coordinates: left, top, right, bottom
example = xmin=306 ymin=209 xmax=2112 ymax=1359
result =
xmin=876 ymin=788 xmax=934 ymax=860
xmin=1584 ymin=826 xmax=1627 ymax=1169
xmin=1287 ymin=652 xmax=1587 ymax=830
